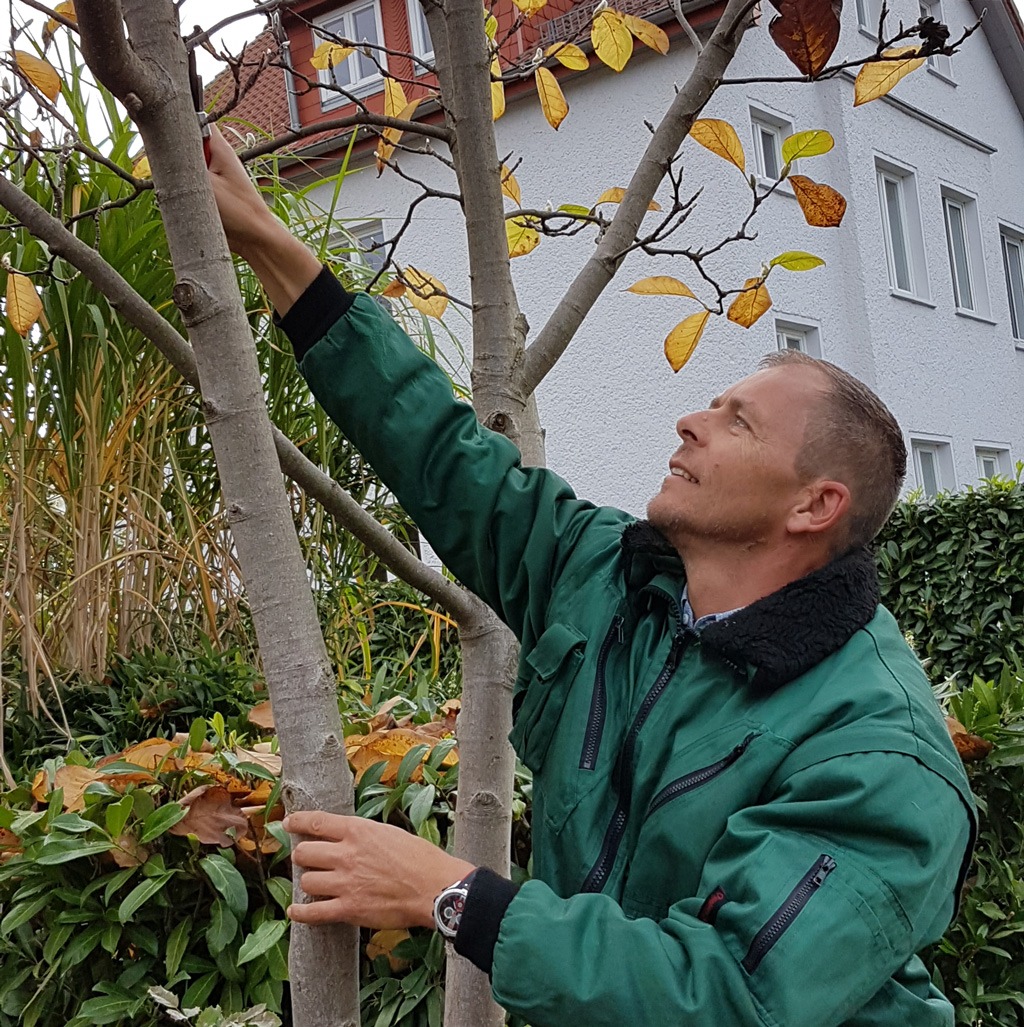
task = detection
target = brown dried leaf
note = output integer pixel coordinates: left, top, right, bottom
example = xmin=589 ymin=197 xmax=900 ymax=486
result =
xmin=368 ymin=696 xmax=404 ymax=732
xmin=169 ymin=786 xmax=248 ymax=846
xmin=0 ymin=827 xmax=21 ymax=862
xmin=946 ymin=716 xmax=994 ymax=762
xmin=789 ymin=174 xmax=847 ymax=227
xmin=119 ymin=738 xmax=177 ymax=771
xmin=727 ymin=278 xmax=773 ymax=328
xmin=382 ymin=280 xmax=407 ymax=298
xmin=247 ymin=699 xmax=276 ymax=731
xmin=233 ymin=745 xmax=282 ymax=777
xmin=768 ymin=0 xmax=841 ymax=78
xmin=853 ymin=47 xmax=925 ymax=105
xmin=111 ymin=832 xmax=149 ymax=868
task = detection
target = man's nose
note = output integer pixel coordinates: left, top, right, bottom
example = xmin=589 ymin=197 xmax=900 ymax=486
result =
xmin=676 ymin=410 xmax=706 ymax=443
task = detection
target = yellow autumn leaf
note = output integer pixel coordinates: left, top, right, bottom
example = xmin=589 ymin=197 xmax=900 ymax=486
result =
xmin=6 ymin=273 xmax=42 ymax=337
xmin=133 ymin=155 xmax=151 ymax=179
xmin=545 ymin=41 xmax=589 ymax=71
xmin=511 ymin=0 xmax=547 ymax=14
xmin=404 ymin=267 xmax=448 ymax=319
xmin=45 ymin=0 xmax=76 ymax=33
xmin=591 ymin=9 xmax=633 ymax=72
xmin=310 ymin=40 xmax=356 ymax=71
xmin=382 ymin=77 xmax=409 ymax=119
xmin=491 ymin=57 xmax=505 ymax=121
xmin=769 ymin=251 xmax=825 ymax=272
xmin=376 ymin=98 xmax=422 ymax=174
xmin=727 ymin=278 xmax=772 ymax=328
xmin=689 ymin=119 xmax=745 ymax=173
xmin=780 ymin=129 xmax=834 ymax=164
xmin=595 ymin=186 xmax=662 ymax=211
xmin=382 ymin=280 xmax=407 ymax=299
xmin=665 ymin=310 xmax=710 ymax=372
xmin=500 ymin=164 xmax=522 ymax=205
xmin=535 ymin=67 xmax=569 ymax=130
xmin=506 ymin=218 xmax=540 ymax=258
xmin=623 ymin=14 xmax=669 ymax=54
xmin=627 ymin=276 xmax=697 ymax=298
xmin=14 ymin=51 xmax=61 ymax=102
xmin=853 ymin=47 xmax=925 ymax=106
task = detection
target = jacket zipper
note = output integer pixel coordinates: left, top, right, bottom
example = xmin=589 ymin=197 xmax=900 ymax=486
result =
xmin=579 ymin=615 xmax=624 ymax=771
xmin=646 ymin=734 xmax=755 ymax=817
xmin=580 ymin=629 xmax=693 ymax=893
xmin=741 ymin=854 xmax=837 ymax=974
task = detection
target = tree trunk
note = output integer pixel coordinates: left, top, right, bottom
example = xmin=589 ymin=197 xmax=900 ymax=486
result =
xmin=75 ymin=3 xmax=361 ymax=1024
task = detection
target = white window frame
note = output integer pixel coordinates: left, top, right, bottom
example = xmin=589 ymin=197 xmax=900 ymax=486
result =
xmin=974 ymin=444 xmax=1012 ymax=480
xmin=910 ymin=436 xmax=954 ymax=498
xmin=919 ymin=0 xmax=954 ymax=79
xmin=1000 ymin=228 xmax=1024 ymax=344
xmin=749 ymin=107 xmax=792 ymax=183
xmin=314 ymin=1 xmax=387 ymax=110
xmin=406 ymin=0 xmax=434 ymax=63
xmin=940 ymin=186 xmax=990 ymax=319
xmin=774 ymin=317 xmax=823 ymax=358
xmin=876 ymin=160 xmax=929 ymax=301
xmin=857 ymin=0 xmax=883 ymax=35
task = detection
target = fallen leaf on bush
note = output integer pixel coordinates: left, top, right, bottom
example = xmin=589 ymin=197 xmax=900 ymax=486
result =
xmin=0 ymin=828 xmax=22 ymax=861
xmin=233 ymin=745 xmax=282 ymax=776
xmin=118 ymin=738 xmax=177 ymax=771
xmin=368 ymin=696 xmax=405 ymax=732
xmin=111 ymin=832 xmax=149 ymax=868
xmin=169 ymin=785 xmax=248 ymax=846
xmin=247 ymin=700 xmax=275 ymax=730
xmin=946 ymin=716 xmax=993 ymax=762
xmin=171 ymin=732 xmax=214 ymax=752
xmin=366 ymin=928 xmax=412 ymax=971
xmin=32 ymin=764 xmax=101 ymax=811
xmin=347 ymin=727 xmax=458 ymax=783
xmin=139 ymin=699 xmax=178 ymax=719
xmin=240 ymin=780 xmax=275 ymax=807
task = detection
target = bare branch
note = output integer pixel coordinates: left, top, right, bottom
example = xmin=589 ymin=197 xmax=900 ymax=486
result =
xmin=18 ymin=0 xmax=78 ymax=33
xmin=668 ymin=0 xmax=705 ymax=53
xmin=184 ymin=0 xmax=299 ymax=51
xmin=0 ymin=172 xmax=476 ymax=621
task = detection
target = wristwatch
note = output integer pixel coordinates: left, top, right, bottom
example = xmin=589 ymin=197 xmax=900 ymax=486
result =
xmin=433 ymin=871 xmax=477 ymax=940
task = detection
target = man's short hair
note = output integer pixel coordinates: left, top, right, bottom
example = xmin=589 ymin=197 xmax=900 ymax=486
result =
xmin=759 ymin=351 xmax=907 ymax=549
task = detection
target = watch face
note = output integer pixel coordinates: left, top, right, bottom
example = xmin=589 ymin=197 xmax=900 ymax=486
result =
xmin=436 ymin=887 xmax=467 ymax=937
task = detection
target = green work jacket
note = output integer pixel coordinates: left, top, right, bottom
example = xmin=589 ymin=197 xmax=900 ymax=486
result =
xmin=283 ymin=273 xmax=977 ymax=1027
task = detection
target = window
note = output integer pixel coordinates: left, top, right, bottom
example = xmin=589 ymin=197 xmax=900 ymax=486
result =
xmin=1001 ymin=230 xmax=1024 ymax=342
xmin=911 ymin=438 xmax=953 ymax=497
xmin=775 ymin=319 xmax=822 ymax=357
xmin=750 ymin=108 xmax=792 ymax=181
xmin=315 ymin=1 xmax=386 ymax=106
xmin=876 ymin=161 xmax=928 ymax=299
xmin=857 ymin=0 xmax=883 ymax=34
xmin=354 ymin=221 xmax=386 ymax=272
xmin=941 ymin=188 xmax=990 ymax=317
xmin=920 ymin=0 xmax=953 ymax=77
xmin=407 ymin=0 xmax=434 ymax=62
xmin=975 ymin=445 xmax=1012 ymax=479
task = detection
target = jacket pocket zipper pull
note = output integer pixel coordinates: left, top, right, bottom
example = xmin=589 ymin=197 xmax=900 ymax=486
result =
xmin=812 ymin=856 xmax=837 ymax=887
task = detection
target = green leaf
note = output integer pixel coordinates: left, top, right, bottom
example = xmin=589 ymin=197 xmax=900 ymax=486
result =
xmin=207 ymin=897 xmax=239 ymax=953
xmin=118 ymin=874 xmax=172 ymax=922
xmin=407 ymin=783 xmax=436 ymax=830
xmin=49 ymin=812 xmax=99 ymax=834
xmin=1 ymin=894 xmax=50 ymax=935
xmin=139 ymin=803 xmax=187 ymax=843
xmin=105 ymin=794 xmax=134 ymax=839
xmin=267 ymin=876 xmax=291 ymax=913
xmin=188 ymin=717 xmax=207 ymax=751
xmin=769 ymin=251 xmax=826 ymax=272
xmin=77 ymin=996 xmax=135 ymax=1025
xmin=237 ymin=918 xmax=288 ymax=965
xmin=42 ymin=922 xmax=74 ymax=964
xmin=201 ymin=853 xmax=249 ymax=919
xmin=557 ymin=203 xmax=591 ymax=217
xmin=62 ymin=923 xmax=105 ymax=968
xmin=35 ymin=840 xmax=112 ymax=864
xmin=396 ymin=744 xmax=430 ymax=786
xmin=165 ymin=915 xmax=192 ymax=977
xmin=781 ymin=128 xmax=834 ymax=163
xmin=234 ymin=762 xmax=277 ymax=782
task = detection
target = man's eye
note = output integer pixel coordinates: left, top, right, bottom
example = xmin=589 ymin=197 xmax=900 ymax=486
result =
xmin=735 ymin=416 xmax=748 ymax=429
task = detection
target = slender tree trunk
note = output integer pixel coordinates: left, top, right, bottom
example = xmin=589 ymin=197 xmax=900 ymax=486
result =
xmin=75 ymin=3 xmax=361 ymax=1024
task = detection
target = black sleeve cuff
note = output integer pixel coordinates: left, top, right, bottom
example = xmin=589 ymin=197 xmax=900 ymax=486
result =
xmin=274 ymin=265 xmax=356 ymax=362
xmin=453 ymin=867 xmax=519 ymax=976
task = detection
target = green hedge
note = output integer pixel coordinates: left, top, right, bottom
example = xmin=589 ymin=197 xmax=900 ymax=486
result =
xmin=877 ymin=476 xmax=1024 ymax=684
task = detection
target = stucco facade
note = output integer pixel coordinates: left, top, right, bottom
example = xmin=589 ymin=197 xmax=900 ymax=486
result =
xmin=267 ymin=0 xmax=1024 ymax=514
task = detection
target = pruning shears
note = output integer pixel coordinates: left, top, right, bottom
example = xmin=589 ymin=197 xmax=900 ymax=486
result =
xmin=188 ymin=48 xmax=212 ymax=167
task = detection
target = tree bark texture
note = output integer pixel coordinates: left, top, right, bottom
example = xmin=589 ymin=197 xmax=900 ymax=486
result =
xmin=75 ymin=2 xmax=361 ymax=1023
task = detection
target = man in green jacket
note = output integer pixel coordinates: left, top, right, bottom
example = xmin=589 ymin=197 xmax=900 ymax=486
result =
xmin=209 ymin=130 xmax=976 ymax=1026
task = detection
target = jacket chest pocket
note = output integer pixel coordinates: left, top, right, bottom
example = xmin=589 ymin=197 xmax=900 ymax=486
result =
xmin=624 ymin=726 xmax=768 ymax=912
xmin=510 ymin=622 xmax=587 ymax=774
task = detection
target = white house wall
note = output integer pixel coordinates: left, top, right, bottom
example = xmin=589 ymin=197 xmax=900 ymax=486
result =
xmin=305 ymin=0 xmax=1024 ymax=515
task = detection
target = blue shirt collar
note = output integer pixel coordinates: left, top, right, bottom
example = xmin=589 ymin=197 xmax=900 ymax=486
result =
xmin=680 ymin=585 xmax=742 ymax=632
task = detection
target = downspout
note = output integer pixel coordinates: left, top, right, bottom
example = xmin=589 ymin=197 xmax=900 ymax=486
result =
xmin=273 ymin=11 xmax=301 ymax=132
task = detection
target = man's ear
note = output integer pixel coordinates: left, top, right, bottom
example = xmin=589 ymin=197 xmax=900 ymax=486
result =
xmin=787 ymin=480 xmax=851 ymax=536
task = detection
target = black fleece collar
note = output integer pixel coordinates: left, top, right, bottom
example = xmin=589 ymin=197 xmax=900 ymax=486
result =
xmin=620 ymin=521 xmax=881 ymax=693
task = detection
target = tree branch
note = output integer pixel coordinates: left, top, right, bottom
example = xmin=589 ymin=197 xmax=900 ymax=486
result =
xmin=0 ymin=173 xmax=475 ymax=622
xmin=521 ymin=0 xmax=753 ymax=396
xmin=75 ymin=0 xmax=150 ymax=102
